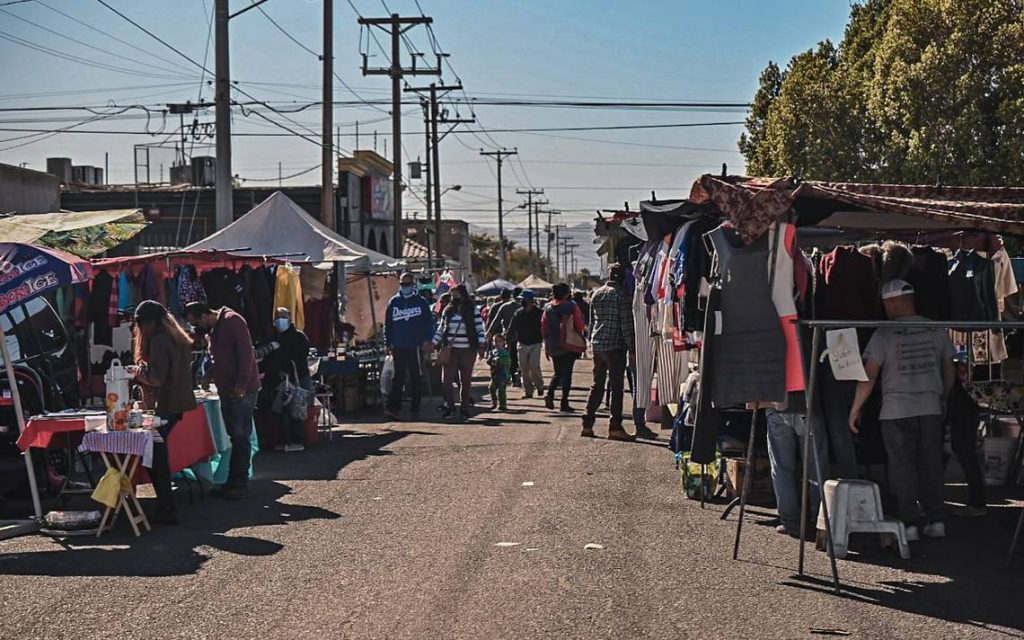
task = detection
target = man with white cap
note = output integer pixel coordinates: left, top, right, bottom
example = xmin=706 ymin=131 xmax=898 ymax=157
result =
xmin=849 ymin=278 xmax=955 ymax=542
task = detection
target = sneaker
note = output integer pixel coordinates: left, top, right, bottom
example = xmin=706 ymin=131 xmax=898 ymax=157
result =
xmin=952 ymin=505 xmax=987 ymax=518
xmin=523 ymin=393 xmax=533 ymax=400
xmin=560 ymin=403 xmax=575 ymax=413
xmin=905 ymin=525 xmax=920 ymax=542
xmin=499 ymin=404 xmax=508 ymax=411
xmin=775 ymin=524 xmax=791 ymax=536
xmin=440 ymin=405 xmax=453 ymax=419
xmin=608 ymin=429 xmax=635 ymax=442
xmin=284 ymin=443 xmax=305 ymax=452
xmin=544 ymin=396 xmax=555 ymax=410
xmin=491 ymin=401 xmax=499 ymax=410
xmin=580 ymin=428 xmax=596 ymax=438
xmin=922 ymin=521 xmax=946 ymax=538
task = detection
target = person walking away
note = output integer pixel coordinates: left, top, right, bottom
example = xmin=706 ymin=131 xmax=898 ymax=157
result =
xmin=542 ymin=282 xmax=586 ymax=413
xmin=131 ymin=301 xmax=196 ymax=524
xmin=430 ymin=285 xmax=485 ymax=419
xmin=582 ymin=265 xmax=654 ymax=440
xmin=766 ymin=406 xmax=829 ymax=538
xmin=508 ymin=290 xmax=545 ymax=398
xmin=384 ymin=272 xmax=435 ymax=419
xmin=849 ymin=279 xmax=955 ymax=541
xmin=186 ymin=302 xmax=260 ymax=500
xmin=256 ymin=308 xmax=312 ymax=451
xmin=487 ymin=334 xmax=511 ymax=410
xmin=487 ymin=288 xmax=522 ymax=386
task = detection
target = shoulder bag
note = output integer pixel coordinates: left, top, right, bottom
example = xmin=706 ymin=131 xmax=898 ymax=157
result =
xmin=436 ymin=316 xmax=462 ymax=367
xmin=558 ymin=303 xmax=587 ymax=354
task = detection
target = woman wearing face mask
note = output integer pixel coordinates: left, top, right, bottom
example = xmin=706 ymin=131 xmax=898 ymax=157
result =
xmin=132 ymin=300 xmax=196 ymax=525
xmin=256 ymin=308 xmax=312 ymax=451
xmin=430 ymin=284 xmax=486 ymax=420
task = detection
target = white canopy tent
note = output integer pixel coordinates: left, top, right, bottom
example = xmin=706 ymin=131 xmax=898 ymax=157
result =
xmin=186 ymin=191 xmax=402 ymax=273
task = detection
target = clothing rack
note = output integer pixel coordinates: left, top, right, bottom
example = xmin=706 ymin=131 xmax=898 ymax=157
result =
xmin=798 ymin=318 xmax=1024 ymax=590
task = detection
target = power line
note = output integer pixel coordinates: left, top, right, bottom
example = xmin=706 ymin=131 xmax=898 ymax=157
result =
xmin=240 ymin=164 xmax=321 ymax=182
xmin=93 ymin=0 xmax=209 ymax=73
xmin=0 ymin=7 xmax=193 ymax=78
xmin=33 ymin=0 xmax=200 ymax=76
xmin=0 ymin=30 xmax=192 ymax=80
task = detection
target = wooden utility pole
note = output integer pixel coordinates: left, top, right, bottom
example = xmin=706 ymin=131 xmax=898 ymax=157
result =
xmin=480 ymin=149 xmax=517 ymax=279
xmin=515 ymin=188 xmax=543 ymax=259
xmin=543 ymin=208 xmax=561 ymax=280
xmin=214 ymin=0 xmax=232 ymax=230
xmin=419 ymin=97 xmax=434 ymax=267
xmin=359 ymin=14 xmax=440 ymax=257
xmin=406 ymin=82 xmax=472 ymax=268
xmin=321 ymin=0 xmax=334 ymax=227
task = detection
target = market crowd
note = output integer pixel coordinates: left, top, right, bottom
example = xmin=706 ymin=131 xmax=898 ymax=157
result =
xmin=382 ymin=270 xmax=655 ymax=440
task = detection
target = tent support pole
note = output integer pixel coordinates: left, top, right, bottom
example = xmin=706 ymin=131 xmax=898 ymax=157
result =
xmin=798 ymin=325 xmax=841 ymax=594
xmin=366 ymin=273 xmax=378 ymax=332
xmin=0 ymin=322 xmax=43 ymax=525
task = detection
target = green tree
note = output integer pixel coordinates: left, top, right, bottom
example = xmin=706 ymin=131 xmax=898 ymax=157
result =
xmin=739 ymin=0 xmax=1024 ymax=187
xmin=469 ymin=233 xmax=553 ymax=284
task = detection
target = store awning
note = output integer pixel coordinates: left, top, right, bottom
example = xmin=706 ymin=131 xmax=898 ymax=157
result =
xmin=0 ymin=209 xmax=147 ymax=257
xmin=690 ymin=175 xmax=1024 ymax=239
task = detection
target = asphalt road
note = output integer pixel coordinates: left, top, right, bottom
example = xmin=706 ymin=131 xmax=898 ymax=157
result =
xmin=1 ymin=357 xmax=1022 ymax=639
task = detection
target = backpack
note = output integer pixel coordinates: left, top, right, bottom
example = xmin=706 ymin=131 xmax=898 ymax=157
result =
xmin=558 ymin=304 xmax=586 ymax=354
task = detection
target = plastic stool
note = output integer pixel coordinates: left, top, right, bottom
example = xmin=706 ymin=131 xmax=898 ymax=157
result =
xmin=816 ymin=479 xmax=910 ymax=560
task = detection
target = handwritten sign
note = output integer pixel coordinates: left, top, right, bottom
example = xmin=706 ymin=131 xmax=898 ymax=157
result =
xmin=824 ymin=328 xmax=868 ymax=382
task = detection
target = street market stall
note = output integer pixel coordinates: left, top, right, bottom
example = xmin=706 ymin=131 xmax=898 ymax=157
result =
xmin=692 ymin=176 xmax=1024 ymax=587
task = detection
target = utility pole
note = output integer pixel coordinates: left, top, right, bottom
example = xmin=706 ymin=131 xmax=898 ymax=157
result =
xmin=480 ymin=148 xmax=517 ymax=279
xmin=214 ymin=0 xmax=232 ymax=230
xmin=543 ymin=208 xmax=561 ymax=280
xmin=419 ymin=97 xmax=434 ymax=267
xmin=515 ymin=188 xmax=543 ymax=259
xmin=321 ymin=0 xmax=334 ymax=228
xmin=532 ymin=198 xmax=548 ymax=272
xmin=406 ymin=82 xmax=472 ymax=269
xmin=359 ymin=14 xmax=440 ymax=258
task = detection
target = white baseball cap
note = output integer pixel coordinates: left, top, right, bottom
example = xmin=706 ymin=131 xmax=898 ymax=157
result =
xmin=881 ymin=279 xmax=915 ymax=300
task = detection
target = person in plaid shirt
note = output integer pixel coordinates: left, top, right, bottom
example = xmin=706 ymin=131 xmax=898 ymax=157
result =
xmin=582 ymin=264 xmax=656 ymax=440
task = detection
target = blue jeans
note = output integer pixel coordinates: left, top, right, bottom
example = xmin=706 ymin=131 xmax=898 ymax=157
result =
xmin=221 ymin=390 xmax=258 ymax=488
xmin=766 ymin=410 xmax=829 ymax=535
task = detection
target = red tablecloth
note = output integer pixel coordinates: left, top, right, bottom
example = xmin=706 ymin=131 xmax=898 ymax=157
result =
xmin=16 ymin=414 xmax=105 ymax=450
xmin=19 ymin=405 xmax=216 ymax=478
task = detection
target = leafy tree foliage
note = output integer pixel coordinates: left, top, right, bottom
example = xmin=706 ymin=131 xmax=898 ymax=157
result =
xmin=740 ymin=0 xmax=1024 ymax=186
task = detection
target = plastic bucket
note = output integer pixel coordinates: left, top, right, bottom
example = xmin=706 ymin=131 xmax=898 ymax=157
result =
xmin=981 ymin=436 xmax=1018 ymax=486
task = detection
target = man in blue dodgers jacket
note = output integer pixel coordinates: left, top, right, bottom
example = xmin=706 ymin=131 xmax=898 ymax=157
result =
xmin=384 ymin=272 xmax=436 ymax=419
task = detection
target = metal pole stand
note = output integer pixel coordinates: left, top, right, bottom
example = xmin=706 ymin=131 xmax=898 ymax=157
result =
xmin=732 ymin=409 xmax=761 ymax=560
xmin=798 ymin=325 xmax=841 ymax=594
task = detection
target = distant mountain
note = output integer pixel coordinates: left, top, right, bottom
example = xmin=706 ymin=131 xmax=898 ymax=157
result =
xmin=468 ymin=221 xmax=603 ymax=275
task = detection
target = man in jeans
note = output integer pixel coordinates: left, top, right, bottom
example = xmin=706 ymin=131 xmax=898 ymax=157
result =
xmin=507 ymin=290 xmax=545 ymax=398
xmin=849 ymin=279 xmax=955 ymax=541
xmin=186 ymin=302 xmax=260 ymax=500
xmin=766 ymin=407 xmax=829 ymax=538
xmin=582 ymin=265 xmax=656 ymax=440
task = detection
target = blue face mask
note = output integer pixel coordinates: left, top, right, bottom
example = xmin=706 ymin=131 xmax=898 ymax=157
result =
xmin=275 ymin=318 xmax=290 ymax=332
xmin=400 ymin=285 xmax=416 ymax=297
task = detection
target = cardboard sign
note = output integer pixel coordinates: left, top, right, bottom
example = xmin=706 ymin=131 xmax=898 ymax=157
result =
xmin=825 ymin=328 xmax=868 ymax=382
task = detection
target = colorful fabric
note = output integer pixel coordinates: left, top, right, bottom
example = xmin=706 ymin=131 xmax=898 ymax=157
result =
xmin=962 ymin=380 xmax=1024 ymax=414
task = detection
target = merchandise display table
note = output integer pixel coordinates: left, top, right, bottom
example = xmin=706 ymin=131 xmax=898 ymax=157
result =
xmin=79 ymin=430 xmax=156 ymax=538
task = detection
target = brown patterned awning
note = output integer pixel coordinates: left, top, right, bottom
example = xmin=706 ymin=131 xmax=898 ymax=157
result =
xmin=689 ymin=175 xmax=1024 ymax=240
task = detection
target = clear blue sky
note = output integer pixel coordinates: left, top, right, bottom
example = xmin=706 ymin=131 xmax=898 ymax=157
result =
xmin=0 ymin=0 xmax=851 ymax=228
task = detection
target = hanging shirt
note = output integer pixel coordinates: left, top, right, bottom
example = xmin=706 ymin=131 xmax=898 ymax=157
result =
xmin=273 ymin=265 xmax=305 ymax=330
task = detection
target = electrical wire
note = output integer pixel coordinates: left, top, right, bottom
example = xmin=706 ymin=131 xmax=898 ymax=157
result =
xmin=0 ymin=8 xmax=194 ymax=78
xmin=0 ymin=30 xmax=192 ymax=80
xmin=240 ymin=164 xmax=321 ymax=182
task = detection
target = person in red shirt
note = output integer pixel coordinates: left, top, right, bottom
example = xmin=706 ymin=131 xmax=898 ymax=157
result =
xmin=186 ymin=302 xmax=260 ymax=500
xmin=541 ymin=282 xmax=587 ymax=413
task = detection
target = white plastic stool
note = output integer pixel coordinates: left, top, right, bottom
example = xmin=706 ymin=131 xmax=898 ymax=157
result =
xmin=816 ymin=479 xmax=910 ymax=560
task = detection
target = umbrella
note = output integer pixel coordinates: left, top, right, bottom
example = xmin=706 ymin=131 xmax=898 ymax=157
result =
xmin=0 ymin=243 xmax=92 ymax=524
xmin=475 ymin=278 xmax=516 ymax=297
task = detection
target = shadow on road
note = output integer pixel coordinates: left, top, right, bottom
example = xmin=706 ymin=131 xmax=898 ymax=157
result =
xmin=0 ymin=429 xmax=425 ymax=578
xmin=758 ymin=504 xmax=1024 ymax=635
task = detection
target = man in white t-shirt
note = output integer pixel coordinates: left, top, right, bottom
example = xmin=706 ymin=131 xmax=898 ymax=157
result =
xmin=849 ymin=279 xmax=955 ymax=542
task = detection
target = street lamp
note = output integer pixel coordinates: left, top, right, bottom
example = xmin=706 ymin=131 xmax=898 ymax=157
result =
xmin=440 ymin=184 xmax=462 ymax=197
